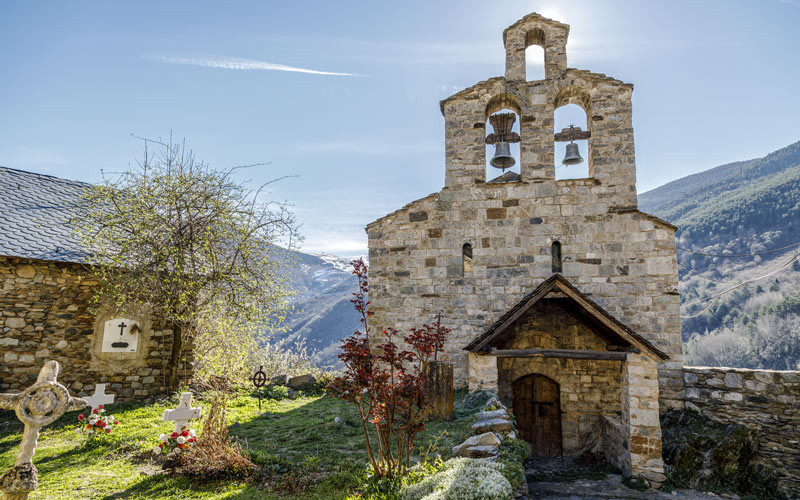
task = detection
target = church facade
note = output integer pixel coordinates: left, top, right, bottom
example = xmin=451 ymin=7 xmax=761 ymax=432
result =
xmin=367 ymin=13 xmax=681 ymax=484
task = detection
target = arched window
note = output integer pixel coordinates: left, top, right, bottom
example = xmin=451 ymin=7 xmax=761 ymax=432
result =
xmin=524 ymin=28 xmax=546 ymax=81
xmin=554 ymin=103 xmax=589 ymax=180
xmin=551 ymin=241 xmax=562 ymax=273
xmin=463 ymin=243 xmax=473 ymax=274
xmin=525 ymin=44 xmax=545 ymax=81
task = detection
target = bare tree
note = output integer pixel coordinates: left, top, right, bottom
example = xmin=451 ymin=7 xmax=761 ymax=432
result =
xmin=75 ymin=135 xmax=300 ymax=388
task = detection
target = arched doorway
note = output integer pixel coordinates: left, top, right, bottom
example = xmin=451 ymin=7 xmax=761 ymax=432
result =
xmin=512 ymin=374 xmax=562 ymax=457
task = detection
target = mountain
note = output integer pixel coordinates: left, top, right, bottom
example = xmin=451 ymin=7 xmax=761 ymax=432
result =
xmin=280 ymin=252 xmax=362 ymax=368
xmin=639 ymin=140 xmax=800 ymax=369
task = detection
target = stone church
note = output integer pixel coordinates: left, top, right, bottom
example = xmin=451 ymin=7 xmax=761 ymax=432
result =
xmin=0 ymin=166 xmax=191 ymax=400
xmin=367 ymin=13 xmax=682 ymax=484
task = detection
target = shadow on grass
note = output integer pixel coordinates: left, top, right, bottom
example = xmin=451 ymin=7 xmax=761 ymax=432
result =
xmin=99 ymin=474 xmax=252 ymax=500
xmin=92 ymin=397 xmax=361 ymax=499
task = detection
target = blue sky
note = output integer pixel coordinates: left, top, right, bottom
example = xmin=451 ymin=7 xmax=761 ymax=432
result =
xmin=1 ymin=1 xmax=799 ymax=256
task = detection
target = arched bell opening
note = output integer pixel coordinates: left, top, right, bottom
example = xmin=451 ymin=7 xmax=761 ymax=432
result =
xmin=484 ymin=94 xmax=522 ymax=184
xmin=512 ymin=373 xmax=562 ymax=457
xmin=554 ymin=103 xmax=589 ymax=180
xmin=485 ymin=108 xmax=521 ymax=183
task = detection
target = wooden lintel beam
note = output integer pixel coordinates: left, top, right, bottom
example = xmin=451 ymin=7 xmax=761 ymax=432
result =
xmin=606 ymin=344 xmax=640 ymax=354
xmin=484 ymin=348 xmax=629 ymax=361
xmin=554 ymin=130 xmax=591 ymax=142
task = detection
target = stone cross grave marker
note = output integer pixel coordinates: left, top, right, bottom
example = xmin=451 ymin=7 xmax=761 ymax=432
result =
xmin=0 ymin=360 xmax=86 ymax=500
xmin=83 ymin=383 xmax=115 ymax=412
xmin=162 ymin=393 xmax=201 ymax=433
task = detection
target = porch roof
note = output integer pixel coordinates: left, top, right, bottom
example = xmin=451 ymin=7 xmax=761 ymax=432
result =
xmin=463 ymin=274 xmax=669 ymax=361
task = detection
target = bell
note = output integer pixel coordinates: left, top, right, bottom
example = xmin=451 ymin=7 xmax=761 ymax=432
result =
xmin=562 ymin=141 xmax=583 ymax=166
xmin=490 ymin=141 xmax=516 ymax=169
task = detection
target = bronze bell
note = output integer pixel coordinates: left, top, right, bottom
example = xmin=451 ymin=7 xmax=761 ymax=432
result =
xmin=562 ymin=141 xmax=583 ymax=165
xmin=490 ymin=141 xmax=515 ymax=169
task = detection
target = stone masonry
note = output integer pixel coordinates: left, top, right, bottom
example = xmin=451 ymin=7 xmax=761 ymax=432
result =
xmin=367 ymin=12 xmax=675 ymax=484
xmin=677 ymin=366 xmax=800 ymax=497
xmin=366 ymin=11 xmax=682 ymax=399
xmin=0 ymin=257 xmax=192 ymax=400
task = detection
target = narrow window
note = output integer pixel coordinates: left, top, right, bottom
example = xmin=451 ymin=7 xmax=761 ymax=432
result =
xmin=551 ymin=241 xmax=562 ymax=273
xmin=463 ymin=243 xmax=474 ymax=274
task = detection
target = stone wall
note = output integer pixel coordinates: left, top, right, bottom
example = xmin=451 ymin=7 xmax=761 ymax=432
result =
xmin=679 ymin=366 xmax=800 ymax=497
xmin=601 ymin=415 xmax=629 ymax=475
xmin=0 ymin=257 xmax=192 ymax=400
xmin=367 ymin=182 xmax=682 ymax=390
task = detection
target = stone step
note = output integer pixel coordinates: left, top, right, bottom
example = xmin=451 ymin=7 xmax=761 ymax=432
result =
xmin=453 ymin=431 xmax=501 ymax=456
xmin=474 ymin=408 xmax=509 ymax=421
xmin=472 ymin=418 xmax=513 ymax=433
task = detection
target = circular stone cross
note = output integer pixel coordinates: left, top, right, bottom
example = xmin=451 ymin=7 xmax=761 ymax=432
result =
xmin=16 ymin=382 xmax=69 ymax=427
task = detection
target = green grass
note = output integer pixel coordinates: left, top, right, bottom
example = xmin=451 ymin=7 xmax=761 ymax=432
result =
xmin=0 ymin=390 xmax=473 ymax=499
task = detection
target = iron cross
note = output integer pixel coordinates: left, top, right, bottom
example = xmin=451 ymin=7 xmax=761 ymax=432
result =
xmin=117 ymin=321 xmax=127 ymax=336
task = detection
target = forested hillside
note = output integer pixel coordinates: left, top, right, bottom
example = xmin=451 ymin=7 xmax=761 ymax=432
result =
xmin=280 ymin=252 xmax=360 ymax=368
xmin=640 ymin=140 xmax=800 ymax=369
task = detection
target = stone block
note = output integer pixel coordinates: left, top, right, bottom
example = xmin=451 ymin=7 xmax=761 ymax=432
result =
xmin=287 ymin=374 xmax=316 ymax=389
xmin=471 ymin=418 xmax=512 ymax=433
xmin=724 ymin=372 xmax=743 ymax=389
xmin=5 ymin=317 xmax=26 ymax=329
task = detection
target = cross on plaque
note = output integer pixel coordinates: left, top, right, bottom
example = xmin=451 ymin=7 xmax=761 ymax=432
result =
xmin=84 ymin=383 xmax=115 ymax=412
xmin=162 ymin=392 xmax=202 ymax=433
xmin=117 ymin=321 xmax=127 ymax=336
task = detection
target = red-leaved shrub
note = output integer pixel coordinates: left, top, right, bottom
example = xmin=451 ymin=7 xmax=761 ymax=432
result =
xmin=328 ymin=259 xmax=450 ymax=478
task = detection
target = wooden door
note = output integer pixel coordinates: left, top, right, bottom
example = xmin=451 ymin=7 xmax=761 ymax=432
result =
xmin=512 ymin=374 xmax=562 ymax=457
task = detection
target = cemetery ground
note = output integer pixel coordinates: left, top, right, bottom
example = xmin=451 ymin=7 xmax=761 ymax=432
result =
xmin=0 ymin=387 xmax=474 ymax=499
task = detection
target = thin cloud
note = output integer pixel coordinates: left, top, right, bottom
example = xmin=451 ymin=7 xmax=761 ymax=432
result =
xmin=149 ymin=56 xmax=359 ymax=76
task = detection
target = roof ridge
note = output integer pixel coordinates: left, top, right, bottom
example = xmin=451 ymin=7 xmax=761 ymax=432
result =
xmin=0 ymin=165 xmax=93 ymax=187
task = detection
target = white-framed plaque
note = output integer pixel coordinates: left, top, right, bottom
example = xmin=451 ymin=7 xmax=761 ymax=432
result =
xmin=101 ymin=318 xmax=140 ymax=353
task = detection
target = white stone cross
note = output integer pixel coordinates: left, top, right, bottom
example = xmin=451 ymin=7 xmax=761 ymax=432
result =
xmin=84 ymin=383 xmax=115 ymax=412
xmin=161 ymin=392 xmax=201 ymax=433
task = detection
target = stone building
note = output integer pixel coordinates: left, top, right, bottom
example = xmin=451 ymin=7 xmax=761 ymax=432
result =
xmin=367 ymin=13 xmax=681 ymax=484
xmin=0 ymin=166 xmax=191 ymax=400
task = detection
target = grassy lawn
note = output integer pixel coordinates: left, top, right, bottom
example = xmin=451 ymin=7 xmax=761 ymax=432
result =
xmin=0 ymin=390 xmax=474 ymax=499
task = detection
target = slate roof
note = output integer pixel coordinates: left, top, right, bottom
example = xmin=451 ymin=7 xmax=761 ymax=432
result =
xmin=464 ymin=274 xmax=669 ymax=361
xmin=0 ymin=166 xmax=91 ymax=263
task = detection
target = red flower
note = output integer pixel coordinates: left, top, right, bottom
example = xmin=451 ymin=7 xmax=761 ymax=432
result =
xmin=114 ymin=421 xmax=118 ymax=425
xmin=92 ymin=409 xmax=98 ymax=414
xmin=98 ymin=405 xmax=104 ymax=410
xmin=105 ymin=428 xmax=111 ymax=434
xmin=170 ymin=432 xmax=178 ymax=439
xmin=78 ymin=414 xmax=84 ymax=421
xmin=180 ymin=430 xmax=189 ymax=437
